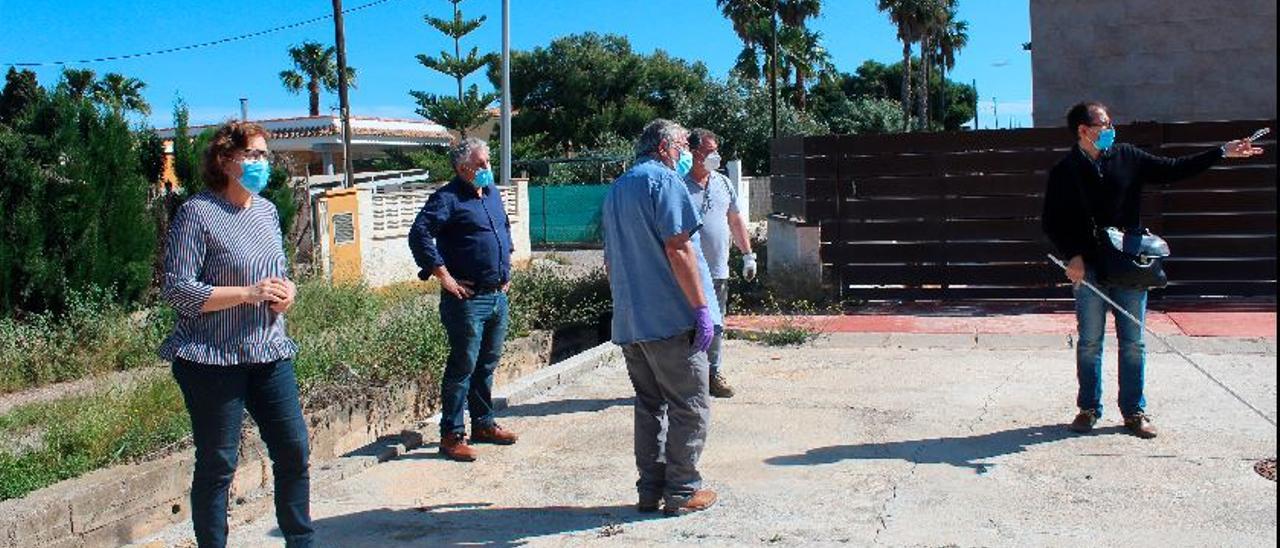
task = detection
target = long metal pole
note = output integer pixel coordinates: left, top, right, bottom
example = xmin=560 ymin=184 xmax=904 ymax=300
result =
xmin=769 ymin=0 xmax=778 ymax=138
xmin=501 ymin=0 xmax=512 ymax=186
xmin=332 ymin=0 xmax=355 ymax=188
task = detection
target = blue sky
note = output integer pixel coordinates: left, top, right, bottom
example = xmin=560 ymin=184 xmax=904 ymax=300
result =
xmin=0 ymin=0 xmax=1033 ymax=130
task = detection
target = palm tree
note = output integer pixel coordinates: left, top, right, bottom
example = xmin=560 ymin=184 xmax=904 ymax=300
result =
xmin=878 ymin=0 xmax=928 ymax=131
xmin=913 ymin=0 xmax=950 ymax=130
xmin=779 ymin=25 xmax=833 ymax=110
xmin=717 ymin=0 xmax=772 ymax=81
xmin=932 ymin=4 xmax=969 ymax=128
xmin=93 ymin=73 xmax=150 ymax=116
xmin=777 ymin=0 xmax=824 ymax=110
xmin=718 ymin=0 xmax=826 ymax=109
xmin=58 ymin=68 xmax=97 ymax=100
xmin=279 ymin=41 xmax=357 ymax=117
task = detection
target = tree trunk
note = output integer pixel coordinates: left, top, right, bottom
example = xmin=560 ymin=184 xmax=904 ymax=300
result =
xmin=917 ymin=35 xmax=929 ymax=131
xmin=308 ymin=79 xmax=320 ymax=116
xmin=795 ymin=67 xmax=807 ymax=111
xmin=939 ymin=65 xmax=948 ymax=130
xmin=900 ymin=40 xmax=912 ymax=132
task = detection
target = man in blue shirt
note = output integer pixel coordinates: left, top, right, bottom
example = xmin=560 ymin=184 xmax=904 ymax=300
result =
xmin=602 ymin=119 xmax=721 ymax=516
xmin=409 ymin=137 xmax=518 ymax=462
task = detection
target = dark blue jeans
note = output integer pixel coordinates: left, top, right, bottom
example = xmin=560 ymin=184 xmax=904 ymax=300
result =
xmin=1074 ymin=271 xmax=1148 ymax=418
xmin=439 ymin=290 xmax=510 ymax=437
xmin=172 ymin=358 xmax=312 ymax=548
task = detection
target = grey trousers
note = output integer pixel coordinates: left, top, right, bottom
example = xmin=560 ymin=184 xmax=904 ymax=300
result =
xmin=622 ymin=331 xmax=711 ymax=505
xmin=707 ymin=278 xmax=729 ymax=374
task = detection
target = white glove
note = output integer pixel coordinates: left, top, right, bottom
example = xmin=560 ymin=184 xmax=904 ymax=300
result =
xmin=742 ymin=253 xmax=757 ymax=281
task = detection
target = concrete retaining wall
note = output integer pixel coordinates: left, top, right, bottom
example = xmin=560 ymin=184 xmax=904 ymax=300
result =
xmin=0 ymin=332 xmax=553 ymax=548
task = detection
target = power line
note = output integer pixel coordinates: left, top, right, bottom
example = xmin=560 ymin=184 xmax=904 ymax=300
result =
xmin=3 ymin=0 xmax=398 ymax=68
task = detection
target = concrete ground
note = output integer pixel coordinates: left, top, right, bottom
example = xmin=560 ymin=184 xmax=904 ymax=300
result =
xmin=209 ymin=334 xmax=1276 ymax=547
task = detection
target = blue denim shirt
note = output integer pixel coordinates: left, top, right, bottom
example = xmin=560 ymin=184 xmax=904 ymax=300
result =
xmin=409 ymin=178 xmax=513 ymax=287
xmin=603 ymin=158 xmax=722 ymax=345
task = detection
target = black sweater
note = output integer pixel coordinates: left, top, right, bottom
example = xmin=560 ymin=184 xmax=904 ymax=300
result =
xmin=1041 ymin=143 xmax=1223 ymax=263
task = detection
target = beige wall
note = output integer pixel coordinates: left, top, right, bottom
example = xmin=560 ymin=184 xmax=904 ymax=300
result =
xmin=1030 ymin=0 xmax=1277 ymax=127
xmin=317 ymin=181 xmax=532 ymax=288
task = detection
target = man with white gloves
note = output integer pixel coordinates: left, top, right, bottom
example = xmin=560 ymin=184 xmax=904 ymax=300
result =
xmin=684 ymin=128 xmax=756 ymax=398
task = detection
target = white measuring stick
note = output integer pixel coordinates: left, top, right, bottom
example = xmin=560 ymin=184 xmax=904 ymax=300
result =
xmin=1048 ymin=254 xmax=1276 ymax=427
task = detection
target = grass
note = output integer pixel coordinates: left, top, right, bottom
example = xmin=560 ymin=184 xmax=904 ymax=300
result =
xmin=0 ymin=287 xmax=173 ymax=394
xmin=0 ymin=266 xmax=611 ymax=501
xmin=0 ymin=373 xmax=188 ymax=500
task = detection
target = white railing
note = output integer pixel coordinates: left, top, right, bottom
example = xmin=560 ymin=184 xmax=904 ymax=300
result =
xmin=370 ymin=183 xmax=521 ymax=240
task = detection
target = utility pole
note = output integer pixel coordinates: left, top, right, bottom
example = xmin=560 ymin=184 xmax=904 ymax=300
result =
xmin=501 ymin=0 xmax=512 ymax=186
xmin=992 ymin=97 xmax=998 ymax=129
xmin=332 ymin=0 xmax=354 ymax=187
xmin=770 ymin=0 xmax=779 ymax=138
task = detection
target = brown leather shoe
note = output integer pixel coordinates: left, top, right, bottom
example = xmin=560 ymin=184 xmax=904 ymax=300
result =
xmin=471 ymin=424 xmax=519 ymax=445
xmin=664 ymin=489 xmax=718 ymax=516
xmin=1069 ymin=409 xmax=1099 ymax=433
xmin=440 ymin=432 xmax=477 ymax=462
xmin=709 ymin=372 xmax=735 ymax=399
xmin=1123 ymin=413 xmax=1158 ymax=439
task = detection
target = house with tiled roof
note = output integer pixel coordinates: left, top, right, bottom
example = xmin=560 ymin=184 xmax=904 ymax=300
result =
xmin=156 ymin=114 xmax=453 ymax=187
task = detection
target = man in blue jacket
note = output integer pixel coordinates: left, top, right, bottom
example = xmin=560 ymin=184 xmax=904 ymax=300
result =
xmin=409 ymin=137 xmax=518 ymax=462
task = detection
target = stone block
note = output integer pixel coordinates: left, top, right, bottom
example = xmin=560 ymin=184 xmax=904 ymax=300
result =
xmin=0 ymin=495 xmax=73 ymax=547
xmin=80 ymin=497 xmax=188 ymax=548
xmin=69 ymin=455 xmax=190 ymax=533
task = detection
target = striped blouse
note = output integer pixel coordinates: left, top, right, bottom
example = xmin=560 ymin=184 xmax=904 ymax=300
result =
xmin=158 ymin=191 xmax=298 ymax=365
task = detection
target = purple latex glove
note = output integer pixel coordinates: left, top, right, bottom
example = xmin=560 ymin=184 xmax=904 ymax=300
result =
xmin=692 ymin=305 xmax=715 ymax=353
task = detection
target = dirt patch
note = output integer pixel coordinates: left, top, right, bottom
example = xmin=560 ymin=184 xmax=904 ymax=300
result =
xmin=0 ymin=365 xmax=166 ymax=416
xmin=1255 ymin=458 xmax=1276 ymax=481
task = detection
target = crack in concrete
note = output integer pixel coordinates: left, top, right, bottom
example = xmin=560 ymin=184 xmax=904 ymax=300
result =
xmin=970 ymin=355 xmax=1032 ymax=433
xmin=873 ymin=355 xmax=1031 ymax=544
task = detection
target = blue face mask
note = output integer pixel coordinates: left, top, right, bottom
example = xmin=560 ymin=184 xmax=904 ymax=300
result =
xmin=239 ymin=160 xmax=270 ymax=194
xmin=1095 ymin=128 xmax=1117 ymax=151
xmin=675 ymin=150 xmax=694 ymax=178
xmin=472 ymin=168 xmax=495 ymax=188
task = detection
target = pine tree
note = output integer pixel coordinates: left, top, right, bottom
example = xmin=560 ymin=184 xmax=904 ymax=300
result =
xmin=410 ymin=0 xmax=498 ymax=140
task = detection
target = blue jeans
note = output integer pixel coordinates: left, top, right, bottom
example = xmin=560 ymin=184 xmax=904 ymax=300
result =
xmin=172 ymin=358 xmax=312 ymax=548
xmin=439 ymin=290 xmax=510 ymax=437
xmin=1074 ymin=271 xmax=1148 ymax=418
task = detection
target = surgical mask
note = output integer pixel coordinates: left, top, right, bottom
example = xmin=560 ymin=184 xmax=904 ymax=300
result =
xmin=1095 ymin=128 xmax=1116 ymax=151
xmin=472 ymin=168 xmax=495 ymax=188
xmin=239 ymin=160 xmax=270 ymax=194
xmin=675 ymin=150 xmax=694 ymax=178
xmin=703 ymin=152 xmax=722 ymax=172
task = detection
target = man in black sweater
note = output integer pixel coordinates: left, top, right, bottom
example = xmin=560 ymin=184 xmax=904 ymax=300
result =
xmin=1041 ymin=101 xmax=1262 ymax=439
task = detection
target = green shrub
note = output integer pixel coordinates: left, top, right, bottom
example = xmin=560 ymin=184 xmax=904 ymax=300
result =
xmin=0 ymin=287 xmax=169 ymax=394
xmin=508 ymin=266 xmax=611 ymax=338
xmin=0 ymin=88 xmax=157 ymax=315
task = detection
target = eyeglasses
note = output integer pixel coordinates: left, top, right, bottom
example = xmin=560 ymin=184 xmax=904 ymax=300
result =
xmin=241 ymin=149 xmax=269 ymax=161
xmin=1089 ymin=121 xmax=1114 ymax=129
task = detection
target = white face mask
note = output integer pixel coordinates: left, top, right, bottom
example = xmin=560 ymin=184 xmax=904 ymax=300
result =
xmin=703 ymin=152 xmax=722 ymax=172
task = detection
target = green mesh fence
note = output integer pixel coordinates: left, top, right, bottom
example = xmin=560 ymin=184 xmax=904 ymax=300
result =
xmin=529 ymin=184 xmax=611 ymax=245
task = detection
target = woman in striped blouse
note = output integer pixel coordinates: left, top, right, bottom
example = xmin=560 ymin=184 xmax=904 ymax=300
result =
xmin=159 ymin=121 xmax=311 ymax=548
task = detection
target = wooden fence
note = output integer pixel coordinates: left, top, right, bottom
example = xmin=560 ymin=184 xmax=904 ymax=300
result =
xmin=770 ymin=120 xmax=1277 ymax=301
